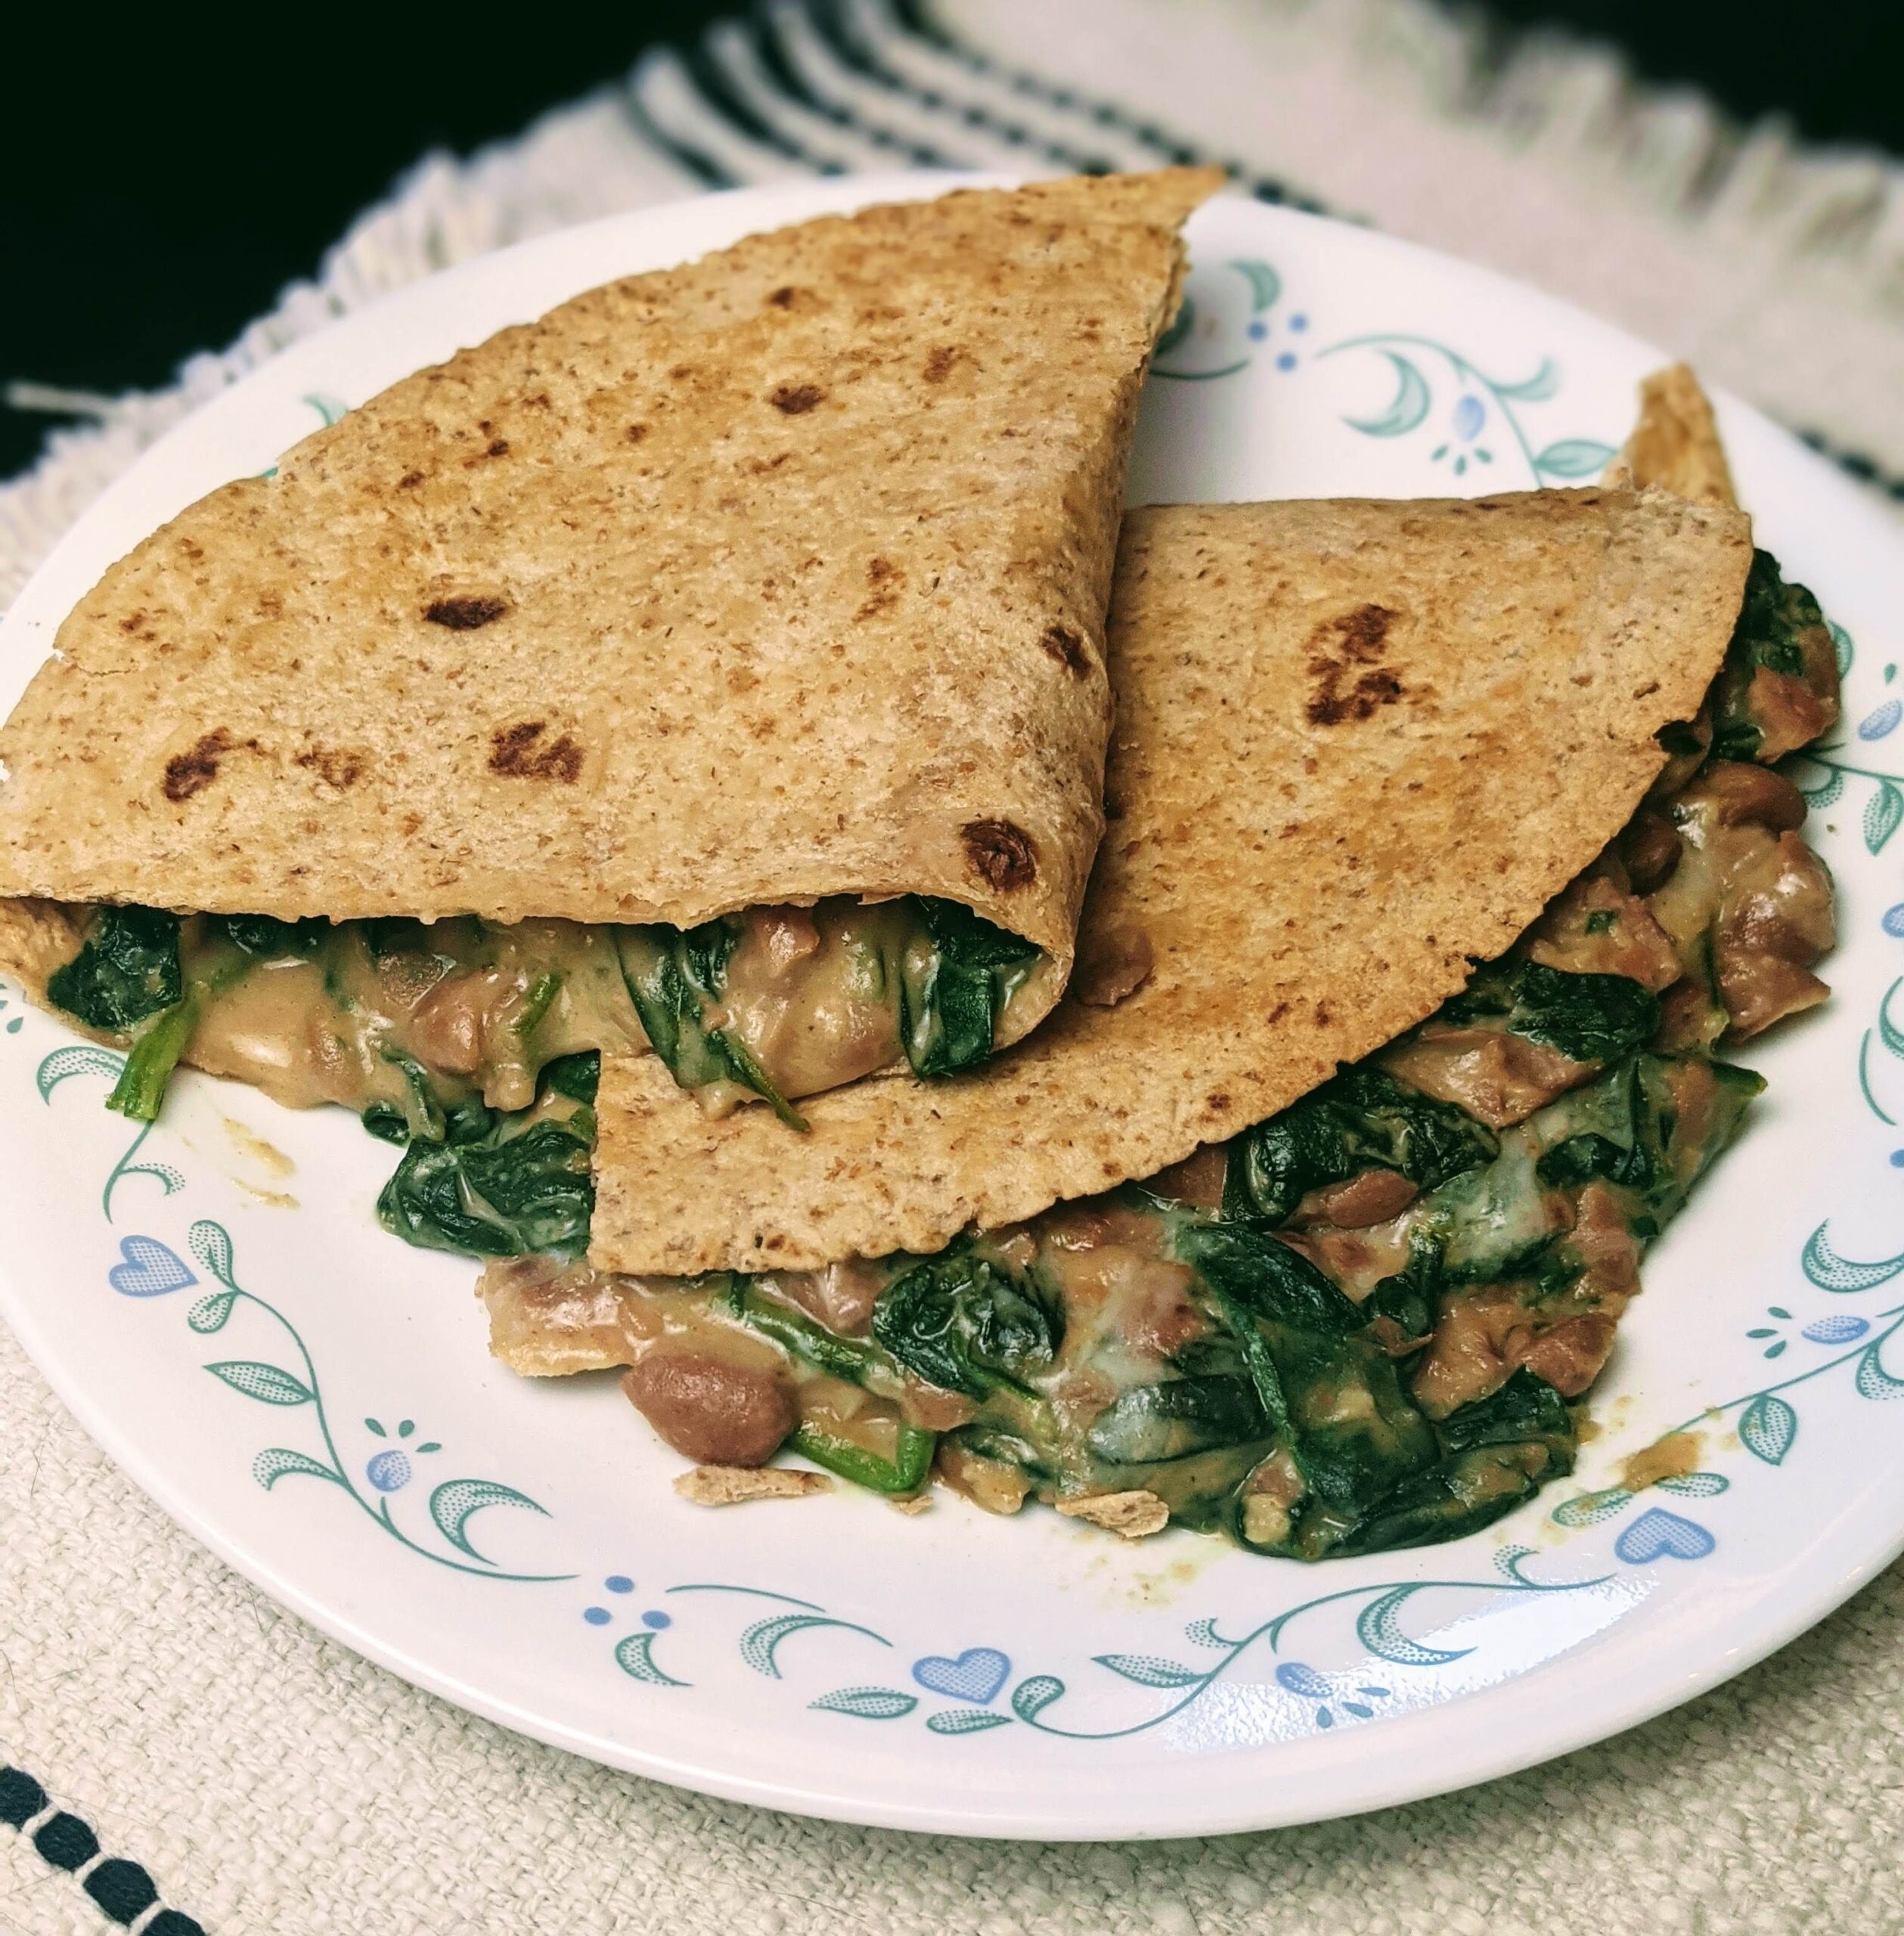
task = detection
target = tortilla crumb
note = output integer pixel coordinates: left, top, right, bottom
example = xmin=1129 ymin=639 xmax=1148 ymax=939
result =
xmin=1055 ymin=1490 xmax=1170 ymax=1539
xmin=674 ymin=1465 xmax=835 ymax=1506
xmin=886 ymin=1493 xmax=933 ymax=1516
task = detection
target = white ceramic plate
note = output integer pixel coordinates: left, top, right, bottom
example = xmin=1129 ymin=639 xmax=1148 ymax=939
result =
xmin=3 ymin=175 xmax=1902 ymax=1841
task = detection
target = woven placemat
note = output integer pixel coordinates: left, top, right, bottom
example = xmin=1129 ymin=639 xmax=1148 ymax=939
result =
xmin=4 ymin=4 xmax=1902 ymax=1930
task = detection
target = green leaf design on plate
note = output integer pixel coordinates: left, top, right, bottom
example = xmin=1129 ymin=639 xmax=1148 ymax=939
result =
xmin=1010 ymin=1674 xmax=1065 ymax=1723
xmin=615 ymin=1630 xmax=688 ymax=1687
xmin=1183 ymin=1618 xmax=1227 ymax=1650
xmin=188 ymin=1218 xmax=239 ymax=1288
xmin=1802 ymin=1224 xmax=1904 ymax=1292
xmin=1739 ymin=1392 xmax=1798 ymax=1463
xmin=1533 ymin=438 xmax=1617 ymax=479
xmin=1093 ymin=1654 xmax=1203 ymax=1689
xmin=810 ymin=1686 xmax=916 ymax=1720
xmin=1656 ymin=1471 xmax=1729 ymax=1497
xmin=252 ymin=1447 xmax=340 ymax=1490
xmin=1551 ymin=1486 xmax=1634 ymax=1528
xmin=1864 ymin=780 xmax=1903 ymax=855
xmin=1796 ymin=764 xmax=1845 ymax=811
xmin=1226 ymin=258 xmax=1281 ymax=311
xmin=1492 ymin=358 xmax=1559 ymax=402
xmin=738 ymin=1612 xmax=862 ymax=1679
xmin=36 ymin=1045 xmax=126 ymax=1100
xmin=1356 ymin=1586 xmax=1472 ymax=1666
xmin=187 ymin=1290 xmax=240 ymax=1334
xmin=1854 ymin=1342 xmax=1904 ymax=1401
xmin=1344 ymin=350 xmax=1429 ymax=437
xmin=206 ymin=1360 xmax=315 ymax=1407
xmin=926 ymin=1708 xmax=1012 ymax=1736
xmin=426 ymin=1477 xmax=550 ymax=1562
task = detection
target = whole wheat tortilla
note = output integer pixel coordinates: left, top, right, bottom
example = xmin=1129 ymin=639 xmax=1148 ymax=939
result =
xmin=0 ymin=170 xmax=1220 ymax=1039
xmin=1606 ymin=364 xmax=1738 ymax=509
xmin=590 ymin=483 xmax=1753 ymax=1274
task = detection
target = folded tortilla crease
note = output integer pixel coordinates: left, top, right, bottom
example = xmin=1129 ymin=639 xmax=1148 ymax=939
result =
xmin=591 ymin=484 xmax=1753 ymax=1274
xmin=0 ymin=169 xmax=1221 ymax=1051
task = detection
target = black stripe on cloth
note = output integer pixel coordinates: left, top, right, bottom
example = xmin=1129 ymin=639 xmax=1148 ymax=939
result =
xmin=877 ymin=0 xmax=1331 ymax=211
xmin=0 ymin=1763 xmax=204 ymax=1934
xmin=621 ymin=70 xmax=743 ymax=188
xmin=737 ymin=11 xmax=959 ymax=169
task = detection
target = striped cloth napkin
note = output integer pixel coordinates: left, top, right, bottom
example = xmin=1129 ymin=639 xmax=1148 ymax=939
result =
xmin=4 ymin=4 xmax=1902 ymax=1931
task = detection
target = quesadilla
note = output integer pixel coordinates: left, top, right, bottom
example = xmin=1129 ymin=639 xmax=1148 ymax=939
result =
xmin=0 ymin=168 xmax=1220 ymax=1153
xmin=589 ymin=484 xmax=1755 ymax=1273
xmin=481 ymin=371 xmax=1841 ymax=1556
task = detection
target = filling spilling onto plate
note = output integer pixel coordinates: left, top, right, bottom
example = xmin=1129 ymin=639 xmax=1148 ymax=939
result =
xmin=39 ymin=894 xmax=1049 ymax=1148
xmin=478 ymin=549 xmax=1840 ymax=1557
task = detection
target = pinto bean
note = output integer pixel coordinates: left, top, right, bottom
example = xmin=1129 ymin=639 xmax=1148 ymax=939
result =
xmin=1515 ymin=1314 xmax=1618 ymax=1397
xmin=622 ymin=1350 xmax=796 ymax=1466
xmin=1692 ymin=760 xmax=1807 ymax=833
xmin=405 ymin=973 xmax=493 ymax=1075
xmin=1310 ymin=1166 xmax=1419 ymax=1229
xmin=1382 ymin=1026 xmax=1590 ymax=1128
xmin=1619 ymin=806 xmax=1684 ymax=893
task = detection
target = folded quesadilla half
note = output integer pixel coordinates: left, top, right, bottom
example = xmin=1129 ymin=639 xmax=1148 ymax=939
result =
xmin=481 ymin=372 xmax=1841 ymax=1556
xmin=0 ymin=168 xmax=1219 ymax=1142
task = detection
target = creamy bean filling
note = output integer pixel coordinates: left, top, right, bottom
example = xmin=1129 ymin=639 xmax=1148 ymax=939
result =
xmin=40 ymin=895 xmax=1053 ymax=1129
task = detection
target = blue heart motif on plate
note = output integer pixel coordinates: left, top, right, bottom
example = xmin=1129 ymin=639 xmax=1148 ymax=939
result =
xmin=107 ymin=1234 xmax=197 ymax=1299
xmin=912 ymin=1647 xmax=1010 ymax=1705
xmin=1615 ymin=1507 xmax=1716 ymax=1565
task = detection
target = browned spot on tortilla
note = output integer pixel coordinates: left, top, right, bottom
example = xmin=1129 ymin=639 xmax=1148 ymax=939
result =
xmin=295 ymin=746 xmax=364 ymax=790
xmin=1039 ymin=622 xmax=1090 ymax=675
xmin=961 ymin=818 xmax=1037 ymax=890
xmin=767 ymin=286 xmax=798 ymax=309
xmin=396 ymin=470 xmax=423 ymax=489
xmin=1306 ymin=603 xmax=1404 ymax=725
xmin=163 ymin=730 xmax=242 ymax=802
xmin=770 ymin=383 xmax=824 ymax=415
xmin=856 ymin=555 xmax=904 ymax=619
xmin=1313 ymin=1001 xmax=1332 ymax=1025
xmin=625 ymin=424 xmax=647 ymax=443
xmin=923 ymin=346 xmax=963 ymax=382
xmin=424 ymin=594 xmax=510 ymax=630
xmin=488 ymin=721 xmax=583 ymax=783
xmin=485 ymin=437 xmax=509 ymax=458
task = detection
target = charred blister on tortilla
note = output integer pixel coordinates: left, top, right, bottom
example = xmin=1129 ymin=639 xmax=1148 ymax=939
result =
xmin=33 ymin=892 xmax=1046 ymax=1129
xmin=470 ymin=549 xmax=1843 ymax=1557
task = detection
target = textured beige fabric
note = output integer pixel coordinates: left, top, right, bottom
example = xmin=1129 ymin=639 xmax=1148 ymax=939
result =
xmin=4 ymin=2 xmax=1903 ymax=1931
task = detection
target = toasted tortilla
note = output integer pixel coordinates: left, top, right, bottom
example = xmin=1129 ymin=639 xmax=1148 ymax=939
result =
xmin=590 ymin=483 xmax=1753 ymax=1274
xmin=1606 ymin=364 xmax=1738 ymax=509
xmin=0 ymin=169 xmax=1220 ymax=1044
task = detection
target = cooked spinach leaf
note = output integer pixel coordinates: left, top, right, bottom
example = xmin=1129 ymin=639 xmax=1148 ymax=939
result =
xmin=870 ymin=1247 xmax=1062 ymax=1399
xmin=1435 ymin=1367 xmax=1571 ymax=1455
xmin=1087 ymin=1375 xmax=1267 ymax=1465
xmin=791 ymin=1420 xmax=935 ymax=1494
xmin=46 ymin=906 xmax=181 ymax=1032
xmin=375 ymin=1080 xmax=594 ymax=1258
xmin=1712 ymin=549 xmax=1831 ymax=761
xmin=542 ymin=1050 xmax=600 ymax=1104
xmin=214 ymin=913 xmax=327 ymax=957
xmin=1223 ymin=1066 xmax=1498 ymax=1224
xmin=897 ymin=896 xmax=1040 ymax=1078
xmin=1443 ymin=959 xmax=1659 ymax=1066
xmin=106 ymin=997 xmax=198 ymax=1122
xmin=1171 ymin=1220 xmax=1363 ymax=1337
xmin=617 ymin=919 xmax=805 ymax=1128
xmin=724 ymin=1280 xmax=894 ymax=1388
